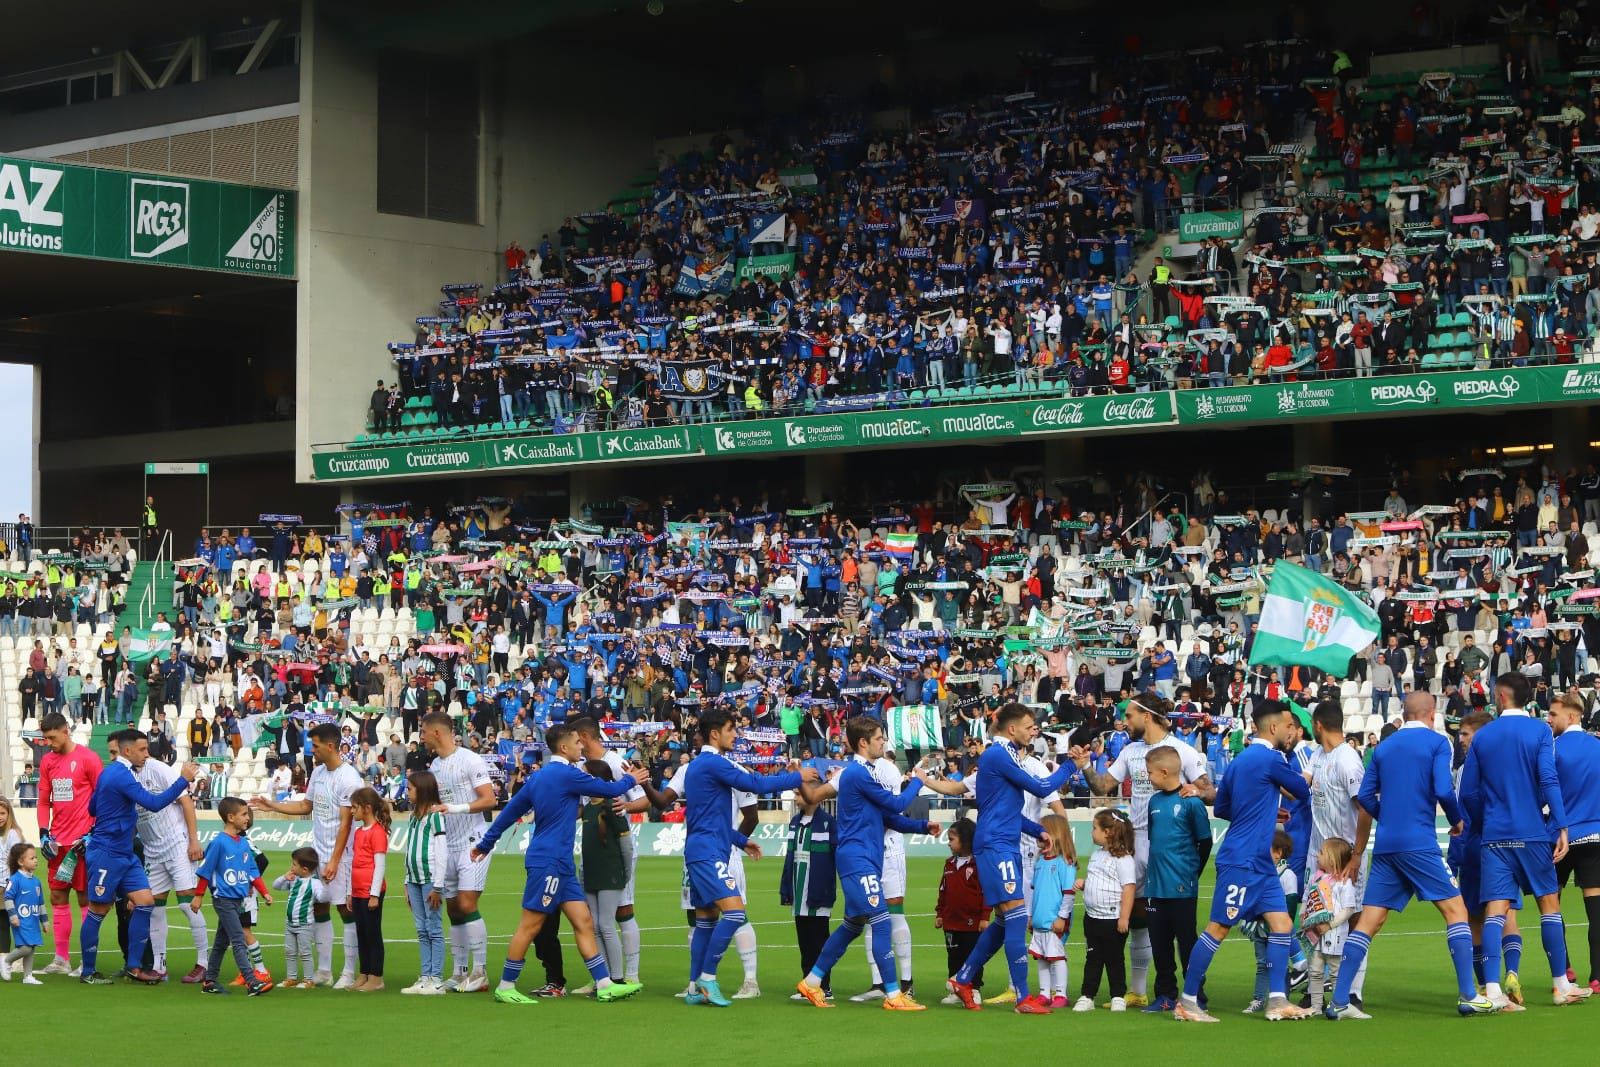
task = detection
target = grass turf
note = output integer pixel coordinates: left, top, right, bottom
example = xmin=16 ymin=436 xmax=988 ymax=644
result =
xmin=12 ymin=855 xmax=1598 ymax=1065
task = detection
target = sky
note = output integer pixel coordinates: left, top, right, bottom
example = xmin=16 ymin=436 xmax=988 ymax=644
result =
xmin=0 ymin=363 xmax=37 ymax=521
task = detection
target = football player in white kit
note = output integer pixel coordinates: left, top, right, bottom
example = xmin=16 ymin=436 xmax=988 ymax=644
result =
xmin=1070 ymin=695 xmax=1213 ymax=1007
xmin=253 ymin=722 xmax=363 ymax=987
xmin=421 ymin=711 xmax=498 ymax=993
xmin=646 ymin=753 xmax=763 ymax=998
xmin=1305 ymin=700 xmax=1369 ymax=1006
xmin=572 ymin=717 xmax=647 ymax=988
xmin=134 ymin=748 xmax=209 ymax=982
xmin=847 ymin=751 xmax=919 ymax=1002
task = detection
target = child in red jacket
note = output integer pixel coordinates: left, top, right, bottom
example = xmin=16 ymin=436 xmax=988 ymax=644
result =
xmin=935 ymin=818 xmax=987 ymax=1001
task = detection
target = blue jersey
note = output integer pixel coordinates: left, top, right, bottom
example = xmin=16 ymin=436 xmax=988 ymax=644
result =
xmin=196 ymin=831 xmax=262 ymax=900
xmin=1213 ymin=739 xmax=1309 ymax=874
xmin=832 ymin=757 xmax=925 ymax=877
xmin=1029 ymin=855 xmax=1077 ymax=931
xmin=1460 ymin=709 xmax=1566 ymax=842
xmin=1145 ymin=789 xmax=1212 ymax=898
xmin=4 ymin=871 xmax=43 ymax=947
xmin=683 ymin=747 xmax=801 ymax=866
xmin=1358 ymin=722 xmax=1461 ymax=854
xmin=478 ymin=757 xmax=639 ymax=871
xmin=1553 ymin=727 xmax=1600 ymax=842
xmin=970 ymin=739 xmax=1071 ymax=855
xmin=87 ymin=758 xmax=190 ymax=858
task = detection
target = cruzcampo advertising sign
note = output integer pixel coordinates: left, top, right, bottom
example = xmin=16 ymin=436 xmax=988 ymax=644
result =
xmin=1177 ymin=209 xmax=1245 ymax=242
xmin=0 ymin=154 xmax=295 ymax=276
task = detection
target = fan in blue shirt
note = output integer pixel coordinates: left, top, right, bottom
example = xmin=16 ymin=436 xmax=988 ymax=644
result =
xmin=1325 ymin=692 xmax=1487 ymax=1019
xmin=680 ymin=709 xmax=813 ymax=1007
xmin=471 ymin=724 xmax=648 ymax=1006
xmin=1173 ymin=700 xmax=1311 ymax=1022
xmin=949 ymin=704 xmax=1073 ymax=1015
xmin=1460 ymin=672 xmax=1589 ymax=1006
xmin=795 ymin=717 xmax=960 ymax=1011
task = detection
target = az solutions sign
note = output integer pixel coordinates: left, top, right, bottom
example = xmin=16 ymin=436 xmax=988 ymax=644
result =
xmin=0 ymin=154 xmax=294 ymax=277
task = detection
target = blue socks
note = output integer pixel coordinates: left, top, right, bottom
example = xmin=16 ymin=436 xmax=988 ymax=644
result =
xmin=1003 ymin=907 xmax=1031 ymax=998
xmin=867 ymin=913 xmax=899 ymax=995
xmin=1265 ymin=932 xmax=1292 ymax=998
xmin=1473 ymin=947 xmax=1486 ymax=986
xmin=583 ymin=953 xmax=610 ymax=984
xmin=1332 ymin=930 xmax=1370 ymax=1006
xmin=689 ymin=918 xmax=715 ymax=983
xmin=127 ymin=905 xmax=153 ymax=973
xmin=501 ymin=958 xmax=525 ymax=985
xmin=1183 ymin=931 xmax=1221 ymax=1000
xmin=1480 ymin=914 xmax=1504 ymax=987
xmin=811 ymin=917 xmax=862 ymax=983
xmin=1445 ymin=922 xmax=1476 ymax=999
xmin=79 ymin=909 xmax=105 ymax=975
xmin=1504 ymin=932 xmax=1523 ymax=975
xmin=955 ymin=918 xmax=1004 ymax=985
xmin=700 ymin=910 xmax=745 ymax=981
xmin=1540 ymin=914 xmax=1568 ymax=980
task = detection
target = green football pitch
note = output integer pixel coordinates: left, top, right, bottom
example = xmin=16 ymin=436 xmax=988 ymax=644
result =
xmin=13 ymin=855 xmax=1598 ymax=1065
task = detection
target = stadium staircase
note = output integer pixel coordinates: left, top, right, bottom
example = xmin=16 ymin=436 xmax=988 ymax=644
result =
xmin=123 ymin=557 xmax=173 ymax=725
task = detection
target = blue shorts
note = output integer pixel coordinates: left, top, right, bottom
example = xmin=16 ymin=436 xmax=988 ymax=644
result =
xmin=1452 ymin=853 xmax=1522 ymax=914
xmin=1479 ymin=841 xmax=1558 ymax=905
xmin=1365 ymin=849 xmax=1460 ymax=912
xmin=974 ymin=849 xmax=1026 ymax=907
xmin=684 ymin=858 xmax=742 ymax=910
xmin=839 ymin=867 xmax=889 ymax=919
xmin=520 ymin=865 xmax=584 ymax=915
xmin=84 ymin=851 xmax=150 ymax=905
xmin=1209 ymin=864 xmax=1286 ymax=927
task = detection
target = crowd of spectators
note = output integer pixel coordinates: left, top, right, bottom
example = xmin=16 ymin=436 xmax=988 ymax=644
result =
xmin=60 ymin=446 xmax=1600 ymax=815
xmin=355 ymin=14 xmax=1600 ymax=444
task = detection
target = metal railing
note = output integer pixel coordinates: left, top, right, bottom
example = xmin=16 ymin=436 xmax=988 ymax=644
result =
xmin=0 ymin=524 xmax=143 ymax=560
xmin=138 ymin=528 xmax=172 ymax=628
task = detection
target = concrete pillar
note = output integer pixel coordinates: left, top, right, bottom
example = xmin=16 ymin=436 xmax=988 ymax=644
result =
xmin=1551 ymin=406 xmax=1592 ymax=472
xmin=1292 ymin=422 xmax=1333 ymax=526
xmin=1044 ymin=437 xmax=1086 ymax=488
xmin=569 ymin=467 xmax=620 ymax=522
xmin=805 ymin=453 xmax=844 ymax=507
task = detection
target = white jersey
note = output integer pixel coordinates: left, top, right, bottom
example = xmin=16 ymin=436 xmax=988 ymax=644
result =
xmin=1020 ymin=754 xmax=1059 ymax=853
xmin=430 ymin=747 xmax=494 ymax=853
xmin=871 ymin=757 xmax=906 ymax=857
xmin=308 ymin=761 xmax=363 ymax=864
xmin=602 ymin=750 xmax=647 ymax=810
xmin=1108 ymin=734 xmax=1209 ymax=835
xmin=1307 ymin=743 xmax=1365 ymax=853
xmin=134 ymin=758 xmax=189 ymax=852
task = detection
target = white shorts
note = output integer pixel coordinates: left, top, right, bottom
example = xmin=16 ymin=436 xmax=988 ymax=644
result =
xmin=241 ymin=893 xmax=260 ymax=925
xmin=320 ymin=853 xmax=353 ymax=907
xmin=881 ymin=849 xmax=907 ymax=901
xmin=144 ymin=846 xmax=198 ymax=896
xmin=1028 ymin=929 xmax=1065 ymax=960
xmin=1134 ymin=833 xmax=1150 ymax=897
xmin=618 ymin=833 xmax=638 ymax=908
xmin=441 ymin=846 xmax=490 ymax=896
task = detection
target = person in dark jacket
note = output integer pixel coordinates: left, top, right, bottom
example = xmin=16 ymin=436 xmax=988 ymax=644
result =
xmin=781 ymin=794 xmax=837 ymax=997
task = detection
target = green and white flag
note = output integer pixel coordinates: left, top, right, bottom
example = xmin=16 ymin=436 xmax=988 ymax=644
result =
xmin=126 ymin=628 xmax=173 ymax=663
xmin=1250 ymin=562 xmax=1380 ymax=676
xmin=884 ymin=704 xmax=943 ymax=751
